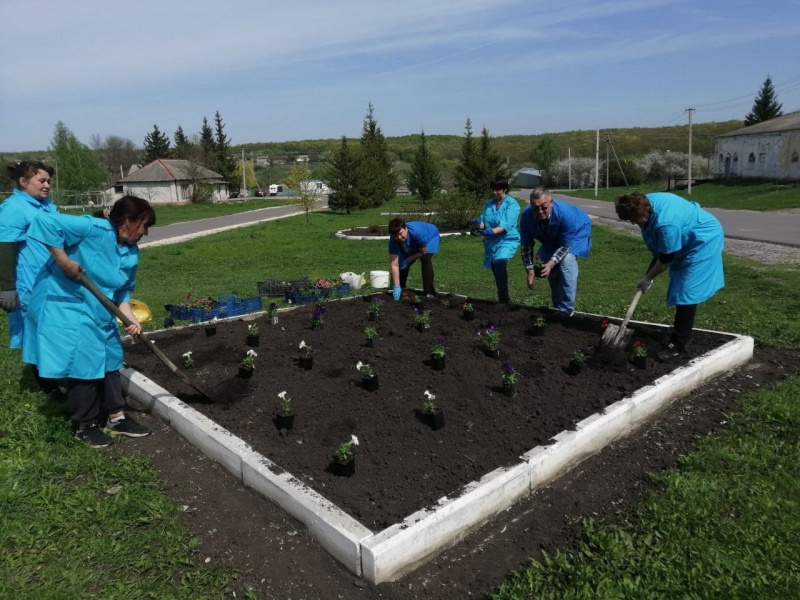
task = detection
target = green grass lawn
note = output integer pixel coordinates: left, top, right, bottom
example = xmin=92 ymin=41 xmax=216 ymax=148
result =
xmin=556 ymin=180 xmax=800 ymax=211
xmin=147 ymin=197 xmax=290 ymax=226
xmin=2 ymin=198 xmax=799 ymax=598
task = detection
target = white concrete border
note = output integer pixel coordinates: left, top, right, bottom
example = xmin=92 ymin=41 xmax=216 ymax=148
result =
xmin=334 ymin=228 xmax=466 ymax=241
xmin=122 ymin=312 xmax=753 ymax=584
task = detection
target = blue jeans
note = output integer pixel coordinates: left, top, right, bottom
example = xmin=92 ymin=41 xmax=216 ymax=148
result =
xmin=548 ymin=253 xmax=579 ymax=313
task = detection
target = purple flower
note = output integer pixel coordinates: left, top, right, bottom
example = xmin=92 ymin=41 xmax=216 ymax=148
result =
xmin=501 ymin=362 xmax=515 ymax=375
xmin=487 ymin=323 xmax=497 ymax=332
xmin=373 ymin=297 xmax=383 ymax=304
xmin=312 ymin=309 xmax=322 ymax=319
xmin=413 ymin=306 xmax=422 ymax=314
xmin=269 ymin=302 xmax=277 ymax=310
xmin=435 ymin=337 xmax=446 ymax=345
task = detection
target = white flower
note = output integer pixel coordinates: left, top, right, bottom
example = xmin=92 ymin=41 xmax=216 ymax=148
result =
xmin=356 ymin=360 xmax=364 ymax=371
xmin=350 ymin=435 xmax=359 ymax=446
xmin=278 ymin=391 xmax=287 ymax=400
xmin=210 ymin=316 xmax=218 ymax=323
xmin=299 ymin=340 xmax=307 ymax=350
xmin=247 ymin=349 xmax=258 ymax=357
xmin=183 ymin=351 xmax=193 ymax=358
xmin=424 ymin=390 xmax=435 ymax=400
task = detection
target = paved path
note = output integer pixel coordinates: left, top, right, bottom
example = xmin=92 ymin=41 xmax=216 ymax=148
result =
xmin=139 ymin=199 xmax=328 ymax=248
xmin=535 ymin=190 xmax=800 ymax=247
xmin=139 ymin=193 xmax=797 ymax=249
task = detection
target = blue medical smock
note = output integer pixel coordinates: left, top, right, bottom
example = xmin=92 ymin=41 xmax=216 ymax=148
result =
xmin=519 ymin=199 xmax=592 ymax=262
xmin=388 ymin=221 xmax=441 ymax=259
xmin=22 ymin=213 xmax=139 ymax=380
xmin=0 ymin=189 xmax=58 ymax=348
xmin=642 ymin=192 xmax=724 ymax=306
xmin=480 ymin=196 xmax=521 ymax=268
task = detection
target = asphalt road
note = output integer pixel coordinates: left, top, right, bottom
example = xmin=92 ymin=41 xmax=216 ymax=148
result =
xmin=138 ymin=193 xmax=798 ymax=248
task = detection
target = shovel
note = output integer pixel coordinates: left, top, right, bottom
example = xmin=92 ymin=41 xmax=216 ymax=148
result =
xmin=76 ymin=271 xmax=215 ymax=402
xmin=600 ymin=289 xmax=643 ymax=351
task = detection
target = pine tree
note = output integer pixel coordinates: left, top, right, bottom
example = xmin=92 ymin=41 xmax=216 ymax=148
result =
xmin=173 ymin=125 xmax=192 ymax=159
xmin=454 ymin=119 xmax=490 ymax=200
xmin=213 ymin=111 xmax=236 ymax=185
xmin=324 ymin=136 xmax=360 ymax=214
xmin=50 ymin=121 xmax=107 ymax=199
xmin=529 ymin=134 xmax=560 ymax=185
xmin=357 ymin=104 xmax=395 ymax=209
xmin=199 ymin=117 xmax=215 ymax=168
xmin=142 ymin=124 xmax=171 ymax=164
xmin=745 ymin=76 xmax=783 ymax=126
xmin=476 ymin=126 xmax=508 ymax=189
xmin=406 ymin=130 xmax=442 ymax=204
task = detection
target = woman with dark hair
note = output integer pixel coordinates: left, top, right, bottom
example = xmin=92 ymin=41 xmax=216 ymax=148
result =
xmin=388 ymin=218 xmax=440 ymax=299
xmin=615 ymin=192 xmax=724 ymax=360
xmin=0 ymin=161 xmax=62 ymax=396
xmin=23 ymin=195 xmax=156 ymax=447
xmin=478 ymin=176 xmax=521 ymax=304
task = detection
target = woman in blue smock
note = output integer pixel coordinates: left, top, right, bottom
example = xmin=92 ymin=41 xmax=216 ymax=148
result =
xmin=23 ymin=195 xmax=156 ymax=447
xmin=0 ymin=160 xmax=63 ymax=396
xmin=478 ymin=176 xmax=521 ymax=304
xmin=615 ymin=192 xmax=724 ymax=361
xmin=388 ymin=218 xmax=441 ymax=300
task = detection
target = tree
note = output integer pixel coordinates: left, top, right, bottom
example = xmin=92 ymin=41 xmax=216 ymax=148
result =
xmin=90 ymin=134 xmax=139 ymax=183
xmin=199 ymin=117 xmax=215 ymax=168
xmin=142 ymin=124 xmax=171 ymax=164
xmin=285 ymin=163 xmax=317 ymax=225
xmin=476 ymin=126 xmax=508 ymax=188
xmin=49 ymin=121 xmax=107 ymax=203
xmin=357 ymin=103 xmax=395 ymax=209
xmin=173 ymin=125 xmax=192 ymax=159
xmin=454 ymin=118 xmax=481 ymax=198
xmin=529 ymin=135 xmax=560 ymax=185
xmin=406 ymin=130 xmax=442 ymax=204
xmin=745 ymin=76 xmax=783 ymax=126
xmin=324 ymin=136 xmax=360 ymax=214
xmin=213 ymin=111 xmax=236 ymax=185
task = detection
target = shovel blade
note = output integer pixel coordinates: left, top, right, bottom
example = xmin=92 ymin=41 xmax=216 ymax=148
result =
xmin=601 ymin=323 xmax=634 ymax=350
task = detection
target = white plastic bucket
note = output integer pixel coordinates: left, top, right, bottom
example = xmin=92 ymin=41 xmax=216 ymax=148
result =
xmin=340 ymin=272 xmax=365 ymax=291
xmin=370 ymin=270 xmax=390 ymax=288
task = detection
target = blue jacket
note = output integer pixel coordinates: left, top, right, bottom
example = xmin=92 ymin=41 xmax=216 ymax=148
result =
xmin=520 ymin=199 xmax=591 ymax=263
xmin=642 ymin=192 xmax=724 ymax=306
xmin=388 ymin=221 xmax=441 ymax=259
xmin=480 ymin=195 xmax=521 ymax=267
xmin=0 ymin=189 xmax=58 ymax=348
xmin=22 ymin=213 xmax=139 ymax=379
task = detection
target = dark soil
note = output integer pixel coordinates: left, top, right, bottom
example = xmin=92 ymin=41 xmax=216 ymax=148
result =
xmin=123 ymin=296 xmax=731 ymax=531
xmin=115 ymin=300 xmax=798 ymax=599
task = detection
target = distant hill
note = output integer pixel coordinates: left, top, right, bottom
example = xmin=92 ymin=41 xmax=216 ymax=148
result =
xmin=239 ymin=120 xmax=743 ymax=167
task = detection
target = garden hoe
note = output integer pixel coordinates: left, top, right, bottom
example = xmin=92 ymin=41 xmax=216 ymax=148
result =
xmin=77 ymin=271 xmax=216 ymax=402
xmin=600 ymin=289 xmax=643 ymax=352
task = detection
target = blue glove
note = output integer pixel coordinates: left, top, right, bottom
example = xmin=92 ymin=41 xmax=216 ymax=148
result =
xmin=479 ymin=228 xmax=493 ymax=237
xmin=469 ymin=218 xmax=481 ymax=229
xmin=392 ymin=285 xmax=402 ymax=301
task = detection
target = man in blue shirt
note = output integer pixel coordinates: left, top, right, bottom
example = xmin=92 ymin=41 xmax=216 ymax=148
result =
xmin=519 ymin=188 xmax=592 ymax=314
xmin=388 ymin=218 xmax=440 ymax=300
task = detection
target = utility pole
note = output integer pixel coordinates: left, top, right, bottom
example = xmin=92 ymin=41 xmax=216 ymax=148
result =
xmin=605 ymin=135 xmax=610 ymax=189
xmin=241 ymin=148 xmax=247 ymax=197
xmin=686 ymin=107 xmax=694 ymax=195
xmin=568 ymin=148 xmax=572 ymax=190
xmin=594 ymin=129 xmax=600 ymax=197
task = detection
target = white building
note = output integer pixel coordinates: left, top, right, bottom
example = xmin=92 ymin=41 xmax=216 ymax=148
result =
xmin=109 ymin=159 xmax=229 ymax=204
xmin=712 ymin=111 xmax=800 ymax=181
xmin=300 ymin=179 xmax=332 ymax=195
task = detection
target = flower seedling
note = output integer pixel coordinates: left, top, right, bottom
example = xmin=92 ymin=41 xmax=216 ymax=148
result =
xmin=477 ymin=324 xmax=501 ymax=351
xmin=430 ymin=337 xmax=446 ymax=358
xmin=632 ymin=341 xmax=647 ymax=358
xmin=364 ymin=326 xmax=379 ymax=340
xmin=299 ymin=340 xmax=313 ymax=357
xmin=180 ymin=294 xmax=216 ymax=310
xmin=241 ymin=349 xmax=258 ymax=370
xmin=422 ymin=390 xmax=438 ymax=413
xmin=440 ymin=299 xmax=452 ymax=308
xmin=182 ymin=351 xmax=194 ymax=368
xmin=462 ymin=301 xmax=474 ymax=313
xmin=315 ymin=297 xmax=327 ymax=310
xmin=248 ymin=323 xmax=259 ymax=336
xmin=600 ymin=319 xmax=609 ymax=330
xmin=368 ymin=297 xmax=382 ymax=316
xmin=267 ymin=302 xmax=279 ymax=317
xmin=356 ymin=360 xmax=375 ymax=378
xmin=572 ymin=350 xmax=587 ymax=365
xmin=278 ymin=390 xmax=292 ymax=416
xmin=413 ymin=307 xmax=432 ymax=326
xmin=334 ymin=434 xmax=359 ymax=462
xmin=531 ymin=316 xmax=545 ymax=328
xmin=500 ymin=362 xmax=519 ymax=384
xmin=311 ymin=309 xmax=325 ymax=327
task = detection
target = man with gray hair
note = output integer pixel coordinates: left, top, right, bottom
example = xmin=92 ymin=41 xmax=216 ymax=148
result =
xmin=519 ymin=188 xmax=592 ymax=314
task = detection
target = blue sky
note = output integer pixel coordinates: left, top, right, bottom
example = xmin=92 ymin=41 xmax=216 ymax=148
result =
xmin=1 ymin=0 xmax=799 ymax=153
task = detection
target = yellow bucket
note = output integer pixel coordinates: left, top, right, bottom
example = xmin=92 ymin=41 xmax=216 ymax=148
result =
xmin=116 ymin=298 xmax=152 ymax=326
